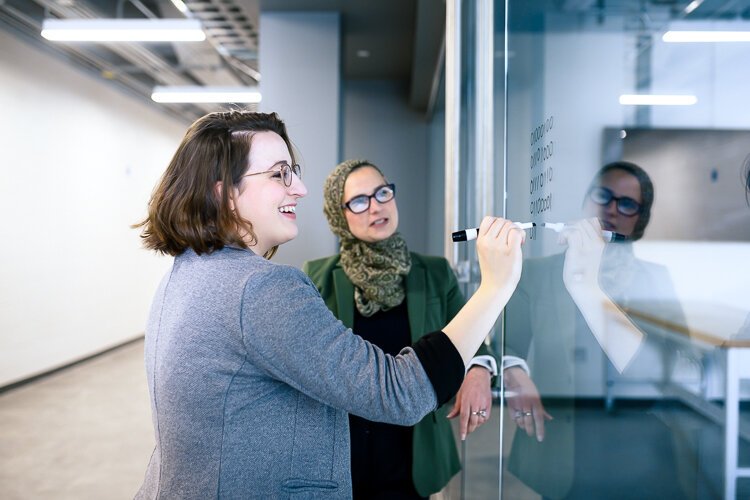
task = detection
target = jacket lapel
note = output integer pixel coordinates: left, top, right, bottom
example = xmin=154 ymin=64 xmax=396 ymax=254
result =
xmin=332 ymin=267 xmax=355 ymax=329
xmin=332 ymin=256 xmax=425 ymax=337
xmin=406 ymin=261 xmax=426 ymax=342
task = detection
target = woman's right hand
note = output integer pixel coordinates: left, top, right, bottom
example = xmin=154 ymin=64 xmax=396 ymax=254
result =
xmin=443 ymin=216 xmax=524 ymax=365
xmin=475 ymin=216 xmax=524 ymax=295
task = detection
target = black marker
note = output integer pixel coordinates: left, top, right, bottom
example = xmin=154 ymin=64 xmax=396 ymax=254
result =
xmin=452 ymin=222 xmax=628 ymax=243
xmin=452 ymin=222 xmax=535 ymax=242
xmin=602 ymin=231 xmax=628 ymax=242
xmin=542 ymin=222 xmax=628 ymax=242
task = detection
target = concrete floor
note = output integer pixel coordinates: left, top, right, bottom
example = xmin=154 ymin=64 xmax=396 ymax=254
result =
xmin=0 ymin=341 xmax=154 ymax=499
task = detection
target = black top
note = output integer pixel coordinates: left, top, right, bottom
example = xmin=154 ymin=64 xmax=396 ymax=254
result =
xmin=349 ymin=300 xmax=421 ymax=499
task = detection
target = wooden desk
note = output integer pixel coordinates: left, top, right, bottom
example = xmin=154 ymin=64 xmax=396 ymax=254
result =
xmin=624 ymin=301 xmax=750 ymax=500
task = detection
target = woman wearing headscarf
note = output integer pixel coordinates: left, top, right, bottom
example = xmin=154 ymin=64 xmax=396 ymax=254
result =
xmin=304 ymin=159 xmax=512 ymax=499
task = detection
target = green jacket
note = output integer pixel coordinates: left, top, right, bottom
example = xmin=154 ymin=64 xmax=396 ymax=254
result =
xmin=303 ymin=252 xmax=491 ymax=495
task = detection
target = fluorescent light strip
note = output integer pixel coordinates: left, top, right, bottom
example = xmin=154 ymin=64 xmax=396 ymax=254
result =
xmin=619 ymin=94 xmax=697 ymax=106
xmin=151 ymin=86 xmax=262 ymax=104
xmin=663 ymin=30 xmax=750 ymax=43
xmin=170 ymin=0 xmax=189 ymax=14
xmin=684 ymin=0 xmax=704 ymax=15
xmin=41 ymin=19 xmax=205 ymax=42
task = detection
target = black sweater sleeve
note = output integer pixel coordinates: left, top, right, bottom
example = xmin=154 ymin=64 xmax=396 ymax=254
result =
xmin=411 ymin=330 xmax=465 ymax=405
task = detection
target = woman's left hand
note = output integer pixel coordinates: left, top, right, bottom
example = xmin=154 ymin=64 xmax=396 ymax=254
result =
xmin=446 ymin=366 xmax=493 ymax=440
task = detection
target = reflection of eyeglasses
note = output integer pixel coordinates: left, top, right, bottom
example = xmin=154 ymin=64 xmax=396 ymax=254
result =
xmin=343 ymin=184 xmax=396 ymax=214
xmin=589 ymin=186 xmax=641 ymax=216
xmin=242 ymin=163 xmax=302 ymax=187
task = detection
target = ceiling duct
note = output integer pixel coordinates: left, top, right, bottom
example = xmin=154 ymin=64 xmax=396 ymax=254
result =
xmin=157 ymin=0 xmax=260 ymax=85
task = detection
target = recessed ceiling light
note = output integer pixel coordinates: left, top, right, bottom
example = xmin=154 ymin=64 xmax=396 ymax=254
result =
xmin=41 ymin=19 xmax=205 ymax=42
xmin=151 ymin=86 xmax=261 ymax=103
xmin=663 ymin=30 xmax=750 ymax=42
xmin=619 ymin=94 xmax=697 ymax=106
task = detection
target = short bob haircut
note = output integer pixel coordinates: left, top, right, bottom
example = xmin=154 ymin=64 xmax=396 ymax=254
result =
xmin=585 ymin=161 xmax=654 ymax=241
xmin=134 ymin=110 xmax=294 ymax=258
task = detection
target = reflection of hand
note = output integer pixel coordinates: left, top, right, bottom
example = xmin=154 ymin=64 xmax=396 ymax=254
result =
xmin=560 ymin=218 xmax=606 ymax=295
xmin=503 ymin=366 xmax=552 ymax=442
xmin=447 ymin=366 xmax=493 ymax=441
xmin=559 ymin=218 xmax=644 ymax=373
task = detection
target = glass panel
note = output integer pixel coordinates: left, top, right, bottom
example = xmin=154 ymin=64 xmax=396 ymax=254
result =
xmin=501 ymin=2 xmax=750 ymax=499
xmin=455 ymin=1 xmax=503 ymax=499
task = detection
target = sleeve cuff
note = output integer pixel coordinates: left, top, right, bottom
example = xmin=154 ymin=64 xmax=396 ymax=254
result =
xmin=467 ymin=355 xmax=498 ymax=376
xmin=411 ymin=331 xmax=465 ymax=406
xmin=502 ymin=355 xmax=530 ymax=376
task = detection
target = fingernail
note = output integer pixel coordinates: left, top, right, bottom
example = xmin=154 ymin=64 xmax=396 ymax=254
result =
xmin=461 ymin=434 xmax=466 ymax=441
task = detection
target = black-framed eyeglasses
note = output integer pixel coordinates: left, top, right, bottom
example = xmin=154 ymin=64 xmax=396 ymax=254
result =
xmin=589 ymin=186 xmax=641 ymax=216
xmin=242 ymin=163 xmax=302 ymax=187
xmin=342 ymin=183 xmax=396 ymax=214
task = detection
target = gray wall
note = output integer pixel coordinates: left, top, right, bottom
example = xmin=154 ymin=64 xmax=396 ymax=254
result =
xmin=341 ymin=80 xmax=431 ymax=254
xmin=259 ymin=11 xmax=341 ymax=267
xmin=427 ymin=106 xmax=446 ymax=258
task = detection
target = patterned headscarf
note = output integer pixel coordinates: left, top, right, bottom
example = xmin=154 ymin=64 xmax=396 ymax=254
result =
xmin=323 ymin=159 xmax=412 ymax=317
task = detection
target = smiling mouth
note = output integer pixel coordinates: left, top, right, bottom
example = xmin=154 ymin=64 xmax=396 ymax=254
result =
xmin=279 ymin=205 xmax=296 ymax=214
xmin=370 ymin=218 xmax=388 ymax=227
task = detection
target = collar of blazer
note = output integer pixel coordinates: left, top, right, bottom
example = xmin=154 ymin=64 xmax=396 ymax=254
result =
xmin=331 ymin=254 xmax=427 ymax=342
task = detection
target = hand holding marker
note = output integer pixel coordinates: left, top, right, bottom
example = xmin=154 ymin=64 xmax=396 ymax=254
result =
xmin=452 ymin=222 xmax=627 ymax=243
xmin=452 ymin=222 xmax=535 ymax=242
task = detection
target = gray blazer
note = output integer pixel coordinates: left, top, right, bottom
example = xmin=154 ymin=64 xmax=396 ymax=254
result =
xmin=136 ymin=247 xmax=438 ymax=499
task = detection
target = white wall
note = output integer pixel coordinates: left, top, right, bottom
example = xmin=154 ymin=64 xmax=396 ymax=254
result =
xmin=342 ymin=80 xmax=430 ymax=254
xmin=259 ymin=11 xmax=340 ymax=267
xmin=0 ymin=11 xmax=430 ymax=387
xmin=0 ymin=30 xmax=185 ymax=386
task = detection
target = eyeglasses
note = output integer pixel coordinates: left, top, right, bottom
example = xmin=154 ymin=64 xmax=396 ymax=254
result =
xmin=342 ymin=183 xmax=396 ymax=214
xmin=589 ymin=186 xmax=641 ymax=216
xmin=242 ymin=163 xmax=302 ymax=187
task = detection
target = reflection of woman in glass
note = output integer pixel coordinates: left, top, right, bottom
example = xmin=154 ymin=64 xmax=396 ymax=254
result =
xmin=304 ymin=159 xmax=506 ymax=499
xmin=504 ymin=161 xmax=686 ymax=499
